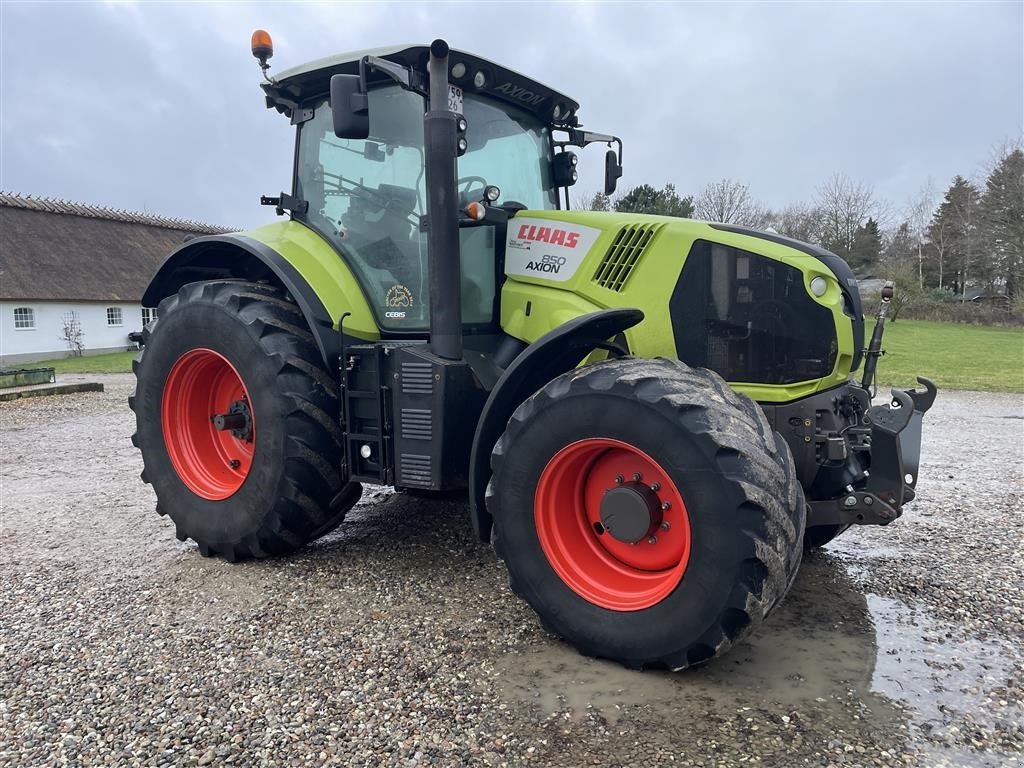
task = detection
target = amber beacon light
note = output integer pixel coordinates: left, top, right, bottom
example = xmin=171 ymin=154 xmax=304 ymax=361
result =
xmin=251 ymin=29 xmax=274 ymax=63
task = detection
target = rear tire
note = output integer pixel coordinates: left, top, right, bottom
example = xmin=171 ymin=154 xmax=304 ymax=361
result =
xmin=487 ymin=358 xmax=805 ymax=670
xmin=129 ymin=280 xmax=361 ymax=561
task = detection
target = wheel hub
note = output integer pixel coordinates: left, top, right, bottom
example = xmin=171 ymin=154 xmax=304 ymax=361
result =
xmin=212 ymin=398 xmax=253 ymax=442
xmin=534 ymin=438 xmax=692 ymax=611
xmin=600 ymin=482 xmax=663 ymax=543
xmin=161 ymin=348 xmax=256 ymax=500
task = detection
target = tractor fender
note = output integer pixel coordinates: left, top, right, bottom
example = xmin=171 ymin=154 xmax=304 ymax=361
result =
xmin=142 ymin=233 xmax=341 ymax=367
xmin=468 ymin=308 xmax=645 ymax=543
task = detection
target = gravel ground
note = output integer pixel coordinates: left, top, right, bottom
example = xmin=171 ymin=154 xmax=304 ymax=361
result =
xmin=1 ymin=373 xmax=1021 ymax=767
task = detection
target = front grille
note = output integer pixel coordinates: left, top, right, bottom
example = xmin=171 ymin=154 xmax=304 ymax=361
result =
xmin=592 ymin=223 xmax=663 ymax=291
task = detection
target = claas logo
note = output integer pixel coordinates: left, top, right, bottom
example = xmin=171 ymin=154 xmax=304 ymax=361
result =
xmin=516 ymin=224 xmax=580 ymax=249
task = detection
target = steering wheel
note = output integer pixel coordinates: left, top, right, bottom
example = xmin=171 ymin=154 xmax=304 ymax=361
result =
xmin=458 ymin=175 xmax=489 ymax=201
xmin=327 ymin=177 xmax=423 ymax=229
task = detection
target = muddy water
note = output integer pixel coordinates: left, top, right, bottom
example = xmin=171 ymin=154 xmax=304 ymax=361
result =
xmin=490 ymin=555 xmax=893 ymax=719
xmin=489 ymin=552 xmax=1018 ymax=766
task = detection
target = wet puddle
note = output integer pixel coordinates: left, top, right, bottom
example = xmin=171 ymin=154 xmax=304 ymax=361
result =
xmin=870 ymin=594 xmax=1017 ymax=757
xmin=488 ymin=553 xmax=1019 ymax=763
xmin=489 ymin=555 xmax=886 ymax=722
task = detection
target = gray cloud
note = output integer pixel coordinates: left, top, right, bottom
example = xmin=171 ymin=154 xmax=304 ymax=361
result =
xmin=2 ymin=1 xmax=1021 ymax=229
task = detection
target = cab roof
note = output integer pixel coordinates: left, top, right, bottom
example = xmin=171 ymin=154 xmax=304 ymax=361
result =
xmin=261 ymin=44 xmax=581 ymax=127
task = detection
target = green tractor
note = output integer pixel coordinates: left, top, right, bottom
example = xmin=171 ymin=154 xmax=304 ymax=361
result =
xmin=130 ymin=34 xmax=935 ymax=670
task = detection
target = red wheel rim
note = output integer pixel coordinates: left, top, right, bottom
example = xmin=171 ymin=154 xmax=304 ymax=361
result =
xmin=535 ymin=438 xmax=691 ymax=611
xmin=161 ymin=349 xmax=255 ymax=500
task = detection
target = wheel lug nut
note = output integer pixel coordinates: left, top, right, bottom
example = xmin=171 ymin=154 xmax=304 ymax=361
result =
xmin=229 ymin=459 xmax=240 ymax=469
xmin=632 ymin=472 xmax=642 ymax=482
xmin=614 ymin=474 xmax=624 ymax=484
xmin=660 ymin=521 xmax=670 ymax=531
xmin=650 ymin=482 xmax=660 ymax=492
xmin=661 ymin=501 xmax=671 ymax=510
xmin=647 ymin=536 xmax=657 ymax=545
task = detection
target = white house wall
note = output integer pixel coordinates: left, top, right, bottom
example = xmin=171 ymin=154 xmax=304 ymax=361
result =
xmin=0 ymin=300 xmax=144 ymax=365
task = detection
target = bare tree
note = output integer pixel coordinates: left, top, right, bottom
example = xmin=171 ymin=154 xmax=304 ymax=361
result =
xmin=762 ymin=202 xmax=824 ymax=244
xmin=815 ymin=173 xmax=878 ymax=262
xmin=905 ymin=179 xmax=938 ymax=289
xmin=927 ymin=212 xmax=953 ymax=290
xmin=59 ymin=311 xmax=85 ymax=357
xmin=575 ymin=189 xmax=611 ymax=211
xmin=694 ymin=178 xmax=765 ymax=227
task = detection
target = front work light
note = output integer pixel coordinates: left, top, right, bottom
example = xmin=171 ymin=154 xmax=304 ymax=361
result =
xmin=553 ymin=151 xmax=579 ymax=187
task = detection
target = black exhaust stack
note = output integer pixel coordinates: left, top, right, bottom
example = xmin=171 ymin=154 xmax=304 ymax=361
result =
xmin=424 ymin=39 xmax=462 ymax=360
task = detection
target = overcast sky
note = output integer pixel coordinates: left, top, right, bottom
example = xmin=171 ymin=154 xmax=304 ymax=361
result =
xmin=1 ymin=1 xmax=1021 ymax=230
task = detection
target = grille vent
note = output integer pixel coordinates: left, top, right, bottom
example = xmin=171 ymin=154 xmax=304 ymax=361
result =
xmin=401 ymin=362 xmax=433 ymax=394
xmin=592 ymin=224 xmax=663 ymax=291
xmin=400 ymin=408 xmax=432 ymax=441
xmin=399 ymin=454 xmax=432 ymax=487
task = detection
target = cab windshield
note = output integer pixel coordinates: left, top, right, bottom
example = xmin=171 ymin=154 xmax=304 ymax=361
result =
xmin=459 ymin=93 xmax=558 ymax=210
xmin=295 ymin=85 xmax=556 ymax=331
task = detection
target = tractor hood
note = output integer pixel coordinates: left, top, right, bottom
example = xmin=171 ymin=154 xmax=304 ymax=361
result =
xmin=499 ymin=210 xmax=866 ymax=400
xmin=261 ymin=44 xmax=581 ymax=128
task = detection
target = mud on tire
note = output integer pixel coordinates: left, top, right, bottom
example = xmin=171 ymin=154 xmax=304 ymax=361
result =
xmin=129 ymin=280 xmax=361 ymax=561
xmin=487 ymin=357 xmax=805 ymax=670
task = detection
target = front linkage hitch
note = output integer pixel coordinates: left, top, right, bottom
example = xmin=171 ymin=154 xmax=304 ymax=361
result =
xmin=809 ymin=282 xmax=938 ymax=527
xmin=810 ymin=377 xmax=936 ymax=527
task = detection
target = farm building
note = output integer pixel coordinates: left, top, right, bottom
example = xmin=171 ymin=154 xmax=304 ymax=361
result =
xmin=0 ymin=193 xmax=230 ymax=365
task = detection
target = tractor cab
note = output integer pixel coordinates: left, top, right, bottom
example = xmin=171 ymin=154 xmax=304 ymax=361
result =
xmin=260 ymin=43 xmax=620 ymax=336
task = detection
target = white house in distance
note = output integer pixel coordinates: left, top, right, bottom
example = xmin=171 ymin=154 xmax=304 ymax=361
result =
xmin=0 ymin=193 xmax=231 ymax=366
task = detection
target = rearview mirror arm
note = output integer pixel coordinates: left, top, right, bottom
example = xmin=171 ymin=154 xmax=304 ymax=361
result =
xmin=555 ymin=129 xmax=623 ymax=165
xmin=358 ymin=56 xmax=428 ymax=98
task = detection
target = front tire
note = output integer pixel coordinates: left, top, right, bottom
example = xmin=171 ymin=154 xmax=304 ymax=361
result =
xmin=130 ymin=280 xmax=361 ymax=561
xmin=487 ymin=358 xmax=805 ymax=670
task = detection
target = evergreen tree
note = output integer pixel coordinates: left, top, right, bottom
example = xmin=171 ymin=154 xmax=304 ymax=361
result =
xmin=979 ymin=148 xmax=1024 ymax=298
xmin=928 ymin=176 xmax=980 ymax=296
xmin=581 ymin=191 xmax=611 ymax=211
xmin=849 ymin=217 xmax=882 ymax=274
xmin=615 ymin=183 xmax=693 ymax=218
xmin=882 ymin=221 xmax=916 ymax=269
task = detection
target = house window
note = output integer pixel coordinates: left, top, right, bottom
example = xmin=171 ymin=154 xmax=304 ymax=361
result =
xmin=141 ymin=307 xmax=158 ymax=325
xmin=13 ymin=307 xmax=35 ymax=329
xmin=106 ymin=307 xmax=123 ymax=327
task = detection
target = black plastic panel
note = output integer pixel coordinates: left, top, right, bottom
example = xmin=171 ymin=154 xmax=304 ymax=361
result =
xmin=671 ymin=240 xmax=837 ymax=385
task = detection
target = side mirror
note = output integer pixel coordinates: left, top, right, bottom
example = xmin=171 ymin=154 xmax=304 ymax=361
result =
xmin=330 ymin=74 xmax=369 ymax=139
xmin=604 ymin=149 xmax=623 ymax=196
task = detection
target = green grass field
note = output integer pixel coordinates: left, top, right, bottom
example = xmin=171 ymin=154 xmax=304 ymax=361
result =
xmin=28 ymin=320 xmax=1024 ymax=392
xmin=869 ymin=319 xmax=1023 ymax=393
xmin=34 ymin=350 xmax=138 ymax=374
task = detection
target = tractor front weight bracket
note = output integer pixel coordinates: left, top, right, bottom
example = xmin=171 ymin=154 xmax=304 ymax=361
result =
xmin=807 ymin=376 xmax=936 ymax=528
